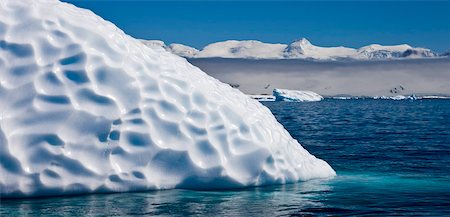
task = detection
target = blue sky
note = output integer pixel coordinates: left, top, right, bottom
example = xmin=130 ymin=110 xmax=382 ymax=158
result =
xmin=64 ymin=1 xmax=450 ymax=52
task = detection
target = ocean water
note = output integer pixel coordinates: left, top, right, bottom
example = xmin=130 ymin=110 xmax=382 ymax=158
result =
xmin=1 ymin=99 xmax=450 ymax=216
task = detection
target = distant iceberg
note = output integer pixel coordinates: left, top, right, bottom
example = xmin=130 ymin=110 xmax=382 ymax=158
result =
xmin=273 ymin=89 xmax=324 ymax=102
xmin=331 ymin=96 xmax=362 ymax=100
xmin=419 ymin=95 xmax=450 ymax=99
xmin=373 ymin=95 xmax=417 ymax=100
xmin=0 ymin=0 xmax=335 ymax=198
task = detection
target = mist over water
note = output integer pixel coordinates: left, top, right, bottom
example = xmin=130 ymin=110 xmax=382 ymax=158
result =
xmin=188 ymin=58 xmax=450 ymax=96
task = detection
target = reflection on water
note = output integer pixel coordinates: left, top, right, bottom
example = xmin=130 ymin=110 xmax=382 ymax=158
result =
xmin=2 ymin=173 xmax=450 ymax=216
xmin=2 ymin=179 xmax=332 ymax=216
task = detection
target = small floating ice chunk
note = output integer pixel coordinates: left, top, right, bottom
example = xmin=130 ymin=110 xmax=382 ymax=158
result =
xmin=273 ymin=88 xmax=324 ymax=102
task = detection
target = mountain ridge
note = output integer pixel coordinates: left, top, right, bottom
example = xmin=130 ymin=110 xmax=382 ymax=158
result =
xmin=141 ymin=38 xmax=444 ymax=60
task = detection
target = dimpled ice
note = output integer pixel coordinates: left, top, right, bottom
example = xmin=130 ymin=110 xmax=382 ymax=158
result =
xmin=0 ymin=0 xmax=335 ymax=198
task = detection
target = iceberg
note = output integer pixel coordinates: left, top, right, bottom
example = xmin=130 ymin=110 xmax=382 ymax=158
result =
xmin=331 ymin=96 xmax=362 ymax=100
xmin=0 ymin=0 xmax=335 ymax=198
xmin=419 ymin=95 xmax=450 ymax=99
xmin=373 ymin=95 xmax=417 ymax=100
xmin=273 ymin=89 xmax=324 ymax=102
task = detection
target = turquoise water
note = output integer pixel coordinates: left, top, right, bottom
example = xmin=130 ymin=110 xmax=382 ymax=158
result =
xmin=2 ymin=100 xmax=450 ymax=216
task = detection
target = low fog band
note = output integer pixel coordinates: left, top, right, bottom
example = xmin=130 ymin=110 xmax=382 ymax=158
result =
xmin=188 ymin=58 xmax=450 ymax=97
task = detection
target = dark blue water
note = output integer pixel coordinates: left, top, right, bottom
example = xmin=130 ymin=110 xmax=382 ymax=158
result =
xmin=2 ymin=100 xmax=450 ymax=216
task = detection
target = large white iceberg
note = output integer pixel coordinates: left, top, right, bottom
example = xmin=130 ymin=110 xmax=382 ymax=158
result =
xmin=0 ymin=0 xmax=335 ymax=198
xmin=273 ymin=89 xmax=324 ymax=102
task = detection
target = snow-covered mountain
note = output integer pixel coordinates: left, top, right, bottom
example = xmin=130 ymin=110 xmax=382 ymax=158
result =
xmin=283 ymin=38 xmax=356 ymax=60
xmin=139 ymin=40 xmax=200 ymax=58
xmin=140 ymin=40 xmax=167 ymax=50
xmin=196 ymin=40 xmax=286 ymax=59
xmin=141 ymin=38 xmax=438 ymax=60
xmin=168 ymin=43 xmax=199 ymax=58
xmin=440 ymin=50 xmax=450 ymax=57
xmin=356 ymin=44 xmax=435 ymax=59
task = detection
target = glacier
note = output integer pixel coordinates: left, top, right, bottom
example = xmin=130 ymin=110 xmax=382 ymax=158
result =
xmin=273 ymin=89 xmax=324 ymax=102
xmin=0 ymin=0 xmax=335 ymax=198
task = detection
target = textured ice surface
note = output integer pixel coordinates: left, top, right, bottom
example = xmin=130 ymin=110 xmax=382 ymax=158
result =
xmin=0 ymin=0 xmax=335 ymax=198
xmin=273 ymin=89 xmax=324 ymax=102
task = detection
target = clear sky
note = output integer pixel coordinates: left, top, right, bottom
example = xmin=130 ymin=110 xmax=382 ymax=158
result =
xmin=64 ymin=1 xmax=450 ymax=52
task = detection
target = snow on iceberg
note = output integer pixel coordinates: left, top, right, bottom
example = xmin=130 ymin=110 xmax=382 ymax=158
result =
xmin=273 ymin=89 xmax=324 ymax=102
xmin=0 ymin=0 xmax=335 ymax=198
